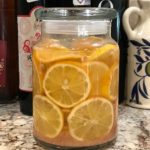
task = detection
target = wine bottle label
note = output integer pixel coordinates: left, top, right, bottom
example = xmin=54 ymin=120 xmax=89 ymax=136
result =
xmin=27 ymin=0 xmax=39 ymax=3
xmin=0 ymin=41 xmax=6 ymax=87
xmin=73 ymin=0 xmax=91 ymax=6
xmin=18 ymin=7 xmax=42 ymax=92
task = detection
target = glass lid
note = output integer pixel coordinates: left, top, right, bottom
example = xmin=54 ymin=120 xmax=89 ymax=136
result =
xmin=35 ymin=7 xmax=117 ymax=20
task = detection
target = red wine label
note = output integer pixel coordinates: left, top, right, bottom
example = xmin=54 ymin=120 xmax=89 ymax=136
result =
xmin=18 ymin=7 xmax=42 ymax=92
xmin=0 ymin=41 xmax=6 ymax=87
xmin=27 ymin=0 xmax=39 ymax=2
xmin=73 ymin=0 xmax=91 ymax=6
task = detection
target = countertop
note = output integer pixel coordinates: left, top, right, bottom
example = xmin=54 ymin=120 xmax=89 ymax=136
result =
xmin=0 ymin=102 xmax=150 ymax=150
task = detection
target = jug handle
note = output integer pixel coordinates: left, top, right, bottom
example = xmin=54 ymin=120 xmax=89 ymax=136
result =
xmin=123 ymin=7 xmax=143 ymax=39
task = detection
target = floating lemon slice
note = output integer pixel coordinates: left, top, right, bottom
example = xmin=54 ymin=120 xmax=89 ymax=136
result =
xmin=85 ymin=61 xmax=109 ymax=96
xmin=43 ymin=64 xmax=91 ymax=108
xmin=67 ymin=97 xmax=114 ymax=141
xmin=33 ymin=95 xmax=64 ymax=138
xmin=101 ymin=64 xmax=119 ymax=101
xmin=88 ymin=44 xmax=119 ymax=67
xmin=32 ymin=57 xmax=44 ymax=95
xmin=33 ymin=48 xmax=83 ymax=64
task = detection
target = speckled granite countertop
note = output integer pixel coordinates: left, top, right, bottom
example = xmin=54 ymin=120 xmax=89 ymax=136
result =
xmin=0 ymin=102 xmax=150 ymax=150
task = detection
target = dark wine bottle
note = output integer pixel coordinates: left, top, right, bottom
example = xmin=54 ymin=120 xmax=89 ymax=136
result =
xmin=0 ymin=0 xmax=19 ymax=103
xmin=46 ymin=0 xmax=73 ymax=7
xmin=17 ymin=0 xmax=92 ymax=116
xmin=91 ymin=0 xmax=128 ymax=103
xmin=45 ymin=0 xmax=91 ymax=7
xmin=17 ymin=0 xmax=46 ymax=116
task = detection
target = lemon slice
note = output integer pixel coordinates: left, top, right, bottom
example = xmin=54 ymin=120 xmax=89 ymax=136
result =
xmin=88 ymin=44 xmax=119 ymax=67
xmin=101 ymin=64 xmax=119 ymax=101
xmin=32 ymin=58 xmax=44 ymax=95
xmin=67 ymin=97 xmax=114 ymax=141
xmin=85 ymin=61 xmax=109 ymax=96
xmin=43 ymin=64 xmax=91 ymax=108
xmin=33 ymin=48 xmax=83 ymax=64
xmin=33 ymin=95 xmax=64 ymax=138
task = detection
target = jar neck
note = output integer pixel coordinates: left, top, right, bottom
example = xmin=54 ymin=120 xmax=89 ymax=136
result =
xmin=41 ymin=20 xmax=112 ymax=37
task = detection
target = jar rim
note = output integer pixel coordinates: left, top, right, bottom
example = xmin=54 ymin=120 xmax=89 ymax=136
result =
xmin=42 ymin=20 xmax=110 ymax=35
xmin=35 ymin=7 xmax=117 ymax=20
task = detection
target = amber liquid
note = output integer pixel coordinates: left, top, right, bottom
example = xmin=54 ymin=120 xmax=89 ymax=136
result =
xmin=33 ymin=36 xmax=119 ymax=148
xmin=34 ymin=102 xmax=118 ymax=148
xmin=0 ymin=0 xmax=19 ymax=103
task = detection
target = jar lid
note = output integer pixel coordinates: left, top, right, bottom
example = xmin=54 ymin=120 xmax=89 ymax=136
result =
xmin=35 ymin=7 xmax=117 ymax=20
xmin=35 ymin=8 xmax=117 ymax=35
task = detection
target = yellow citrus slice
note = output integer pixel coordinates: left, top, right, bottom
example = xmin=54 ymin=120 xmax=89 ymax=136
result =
xmin=88 ymin=44 xmax=119 ymax=67
xmin=67 ymin=97 xmax=114 ymax=141
xmin=32 ymin=58 xmax=44 ymax=95
xmin=101 ymin=64 xmax=119 ymax=101
xmin=85 ymin=61 xmax=109 ymax=96
xmin=33 ymin=95 xmax=64 ymax=138
xmin=33 ymin=48 xmax=83 ymax=64
xmin=43 ymin=64 xmax=91 ymax=108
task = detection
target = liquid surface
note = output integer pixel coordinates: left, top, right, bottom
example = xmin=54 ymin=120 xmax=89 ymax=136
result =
xmin=33 ymin=36 xmax=119 ymax=147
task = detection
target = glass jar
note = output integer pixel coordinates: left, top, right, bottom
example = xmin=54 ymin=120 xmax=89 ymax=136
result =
xmin=33 ymin=8 xmax=119 ymax=149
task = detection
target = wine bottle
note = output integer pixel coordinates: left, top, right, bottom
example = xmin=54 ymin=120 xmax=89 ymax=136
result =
xmin=45 ymin=0 xmax=73 ymax=7
xmin=17 ymin=0 xmax=46 ymax=115
xmin=0 ymin=0 xmax=19 ymax=103
xmin=45 ymin=0 xmax=91 ymax=7
xmin=16 ymin=0 xmax=94 ymax=116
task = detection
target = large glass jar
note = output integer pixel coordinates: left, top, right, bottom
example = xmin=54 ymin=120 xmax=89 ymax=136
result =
xmin=33 ymin=8 xmax=119 ymax=149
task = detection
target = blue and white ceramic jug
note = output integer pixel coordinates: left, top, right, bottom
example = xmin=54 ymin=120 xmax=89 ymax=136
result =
xmin=123 ymin=0 xmax=150 ymax=109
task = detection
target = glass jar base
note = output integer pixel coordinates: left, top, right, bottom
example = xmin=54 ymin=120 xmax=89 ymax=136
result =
xmin=34 ymin=137 xmax=116 ymax=150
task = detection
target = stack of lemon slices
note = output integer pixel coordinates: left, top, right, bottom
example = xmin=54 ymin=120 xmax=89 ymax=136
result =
xmin=33 ymin=39 xmax=119 ymax=142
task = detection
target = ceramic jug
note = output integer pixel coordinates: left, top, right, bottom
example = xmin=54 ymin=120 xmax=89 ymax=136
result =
xmin=123 ymin=0 xmax=150 ymax=109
